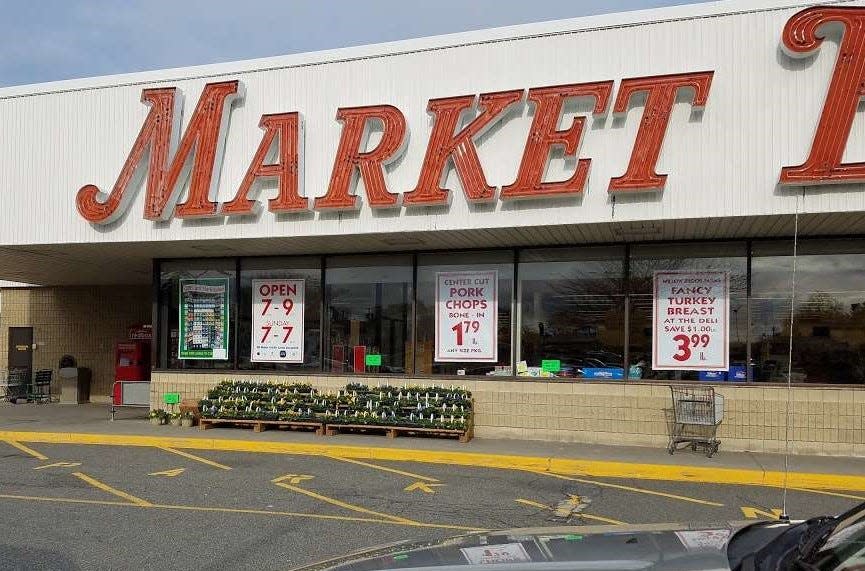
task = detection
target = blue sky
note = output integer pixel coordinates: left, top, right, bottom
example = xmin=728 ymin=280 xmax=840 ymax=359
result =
xmin=0 ymin=0 xmax=706 ymax=87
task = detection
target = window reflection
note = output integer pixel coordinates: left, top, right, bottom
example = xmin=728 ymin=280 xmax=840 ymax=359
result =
xmin=158 ymin=260 xmax=236 ymax=370
xmin=238 ymin=257 xmax=321 ymax=371
xmin=628 ymin=243 xmax=748 ymax=381
xmin=751 ymin=240 xmax=865 ymax=384
xmin=519 ymin=247 xmax=625 ymax=379
xmin=152 ymin=238 xmax=865 ymax=385
xmin=416 ymin=252 xmax=513 ymax=376
xmin=324 ymin=256 xmax=412 ymax=374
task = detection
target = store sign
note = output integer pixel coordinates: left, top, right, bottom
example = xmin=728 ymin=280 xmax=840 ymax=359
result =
xmin=251 ymin=279 xmax=304 ymax=363
xmin=778 ymin=7 xmax=865 ymax=186
xmin=435 ymin=270 xmax=497 ymax=362
xmin=178 ymin=278 xmax=229 ymax=360
xmin=652 ymin=271 xmax=729 ymax=371
xmin=76 ymin=73 xmax=714 ymax=223
xmin=73 ymin=6 xmax=865 ymax=227
xmin=128 ymin=324 xmax=153 ymax=341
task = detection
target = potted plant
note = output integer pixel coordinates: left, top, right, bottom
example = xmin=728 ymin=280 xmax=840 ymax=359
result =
xmin=148 ymin=409 xmax=167 ymax=426
xmin=180 ymin=412 xmax=195 ymax=428
xmin=169 ymin=411 xmax=182 ymax=427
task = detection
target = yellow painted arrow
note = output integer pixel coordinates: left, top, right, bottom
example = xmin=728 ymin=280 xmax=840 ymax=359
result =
xmin=741 ymin=506 xmax=783 ymax=520
xmin=272 ymin=474 xmax=315 ymax=485
xmin=404 ymin=481 xmax=445 ymax=494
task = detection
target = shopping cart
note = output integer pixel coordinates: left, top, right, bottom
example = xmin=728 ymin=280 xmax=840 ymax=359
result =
xmin=668 ymin=385 xmax=724 ymax=457
xmin=1 ymin=369 xmax=29 ymax=403
xmin=29 ymin=369 xmax=53 ymax=404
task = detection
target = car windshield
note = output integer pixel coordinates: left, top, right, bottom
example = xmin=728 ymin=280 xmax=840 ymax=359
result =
xmin=809 ymin=504 xmax=865 ymax=570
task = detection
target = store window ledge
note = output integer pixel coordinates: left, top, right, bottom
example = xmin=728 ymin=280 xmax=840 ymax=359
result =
xmin=149 ymin=369 xmax=865 ymax=389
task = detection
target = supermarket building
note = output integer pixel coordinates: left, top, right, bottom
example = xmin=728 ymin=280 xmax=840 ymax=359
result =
xmin=2 ymin=0 xmax=865 ymax=455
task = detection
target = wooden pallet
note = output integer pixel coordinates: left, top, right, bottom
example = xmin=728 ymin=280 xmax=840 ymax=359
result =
xmin=199 ymin=418 xmax=324 ymax=435
xmin=324 ymin=423 xmax=473 ymax=443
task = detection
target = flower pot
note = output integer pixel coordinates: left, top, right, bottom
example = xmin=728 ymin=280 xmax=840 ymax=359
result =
xmin=150 ymin=417 xmax=162 ymax=426
xmin=169 ymin=417 xmax=182 ymax=427
xmin=181 ymin=416 xmax=194 ymax=428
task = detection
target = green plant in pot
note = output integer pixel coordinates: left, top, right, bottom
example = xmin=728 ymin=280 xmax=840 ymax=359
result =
xmin=148 ymin=409 xmax=168 ymax=426
xmin=180 ymin=412 xmax=195 ymax=428
xmin=169 ymin=411 xmax=182 ymax=427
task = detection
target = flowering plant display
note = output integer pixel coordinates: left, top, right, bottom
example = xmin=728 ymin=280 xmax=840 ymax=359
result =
xmin=199 ymin=380 xmax=472 ymax=431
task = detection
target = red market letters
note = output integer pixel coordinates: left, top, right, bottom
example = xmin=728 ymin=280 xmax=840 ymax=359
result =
xmin=77 ymin=81 xmax=241 ymax=223
xmin=315 ymin=105 xmax=408 ymax=210
xmin=76 ymin=75 xmax=710 ymax=224
xmin=223 ymin=113 xmax=306 ymax=216
xmin=609 ymin=72 xmax=713 ymax=192
xmin=500 ymin=82 xmax=613 ymax=199
xmin=75 ymin=7 xmax=865 ymax=224
xmin=780 ymin=6 xmax=865 ymax=185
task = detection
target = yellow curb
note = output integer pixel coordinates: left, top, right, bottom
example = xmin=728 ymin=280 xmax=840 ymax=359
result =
xmin=2 ymin=430 xmax=864 ymax=492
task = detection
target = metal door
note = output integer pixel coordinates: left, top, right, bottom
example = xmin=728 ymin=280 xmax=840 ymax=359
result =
xmin=7 ymin=327 xmax=33 ymax=388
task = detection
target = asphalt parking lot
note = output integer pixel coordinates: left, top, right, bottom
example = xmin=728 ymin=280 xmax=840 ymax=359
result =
xmin=1 ymin=439 xmax=862 ymax=571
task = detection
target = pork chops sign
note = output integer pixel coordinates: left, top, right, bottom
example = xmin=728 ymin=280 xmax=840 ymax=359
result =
xmin=75 ymin=6 xmax=865 ymax=225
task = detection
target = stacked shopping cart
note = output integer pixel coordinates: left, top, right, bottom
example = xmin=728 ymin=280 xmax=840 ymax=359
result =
xmin=668 ymin=385 xmax=724 ymax=457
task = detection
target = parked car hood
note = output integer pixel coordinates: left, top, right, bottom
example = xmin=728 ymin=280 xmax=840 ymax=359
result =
xmin=293 ymin=521 xmax=788 ymax=571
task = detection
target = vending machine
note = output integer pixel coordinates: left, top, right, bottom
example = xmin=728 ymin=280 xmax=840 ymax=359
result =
xmin=115 ymin=341 xmax=151 ymax=382
xmin=111 ymin=326 xmax=153 ymax=418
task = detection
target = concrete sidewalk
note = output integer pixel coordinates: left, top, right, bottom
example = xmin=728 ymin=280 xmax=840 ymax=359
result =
xmin=2 ymin=402 xmax=865 ymax=489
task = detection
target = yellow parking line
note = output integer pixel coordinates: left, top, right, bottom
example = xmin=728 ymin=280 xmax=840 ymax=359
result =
xmin=789 ymin=488 xmax=865 ymax=501
xmin=3 ymin=430 xmax=864 ymax=492
xmin=0 ymin=494 xmax=137 ymax=507
xmin=516 ymin=498 xmax=549 ymax=509
xmin=327 ymin=456 xmax=439 ymax=482
xmin=536 ymin=472 xmax=724 ymax=507
xmin=159 ymin=447 xmax=231 ymax=470
xmin=273 ymin=480 xmax=418 ymax=525
xmin=581 ymin=513 xmax=626 ymax=526
xmin=3 ymin=440 xmax=48 ymax=460
xmin=72 ymin=472 xmax=153 ymax=507
xmin=0 ymin=494 xmax=485 ymax=532
xmin=155 ymin=503 xmax=485 ymax=531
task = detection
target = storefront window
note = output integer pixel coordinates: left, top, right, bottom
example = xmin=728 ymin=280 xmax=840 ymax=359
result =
xmin=751 ymin=240 xmax=865 ymax=384
xmin=238 ymin=257 xmax=322 ymax=371
xmin=158 ymin=259 xmax=237 ymax=369
xmin=415 ymin=251 xmax=514 ymax=376
xmin=628 ymin=243 xmax=748 ymax=381
xmin=324 ymin=255 xmax=412 ymax=374
xmin=415 ymin=252 xmax=513 ymax=376
xmin=518 ymin=247 xmax=625 ymax=379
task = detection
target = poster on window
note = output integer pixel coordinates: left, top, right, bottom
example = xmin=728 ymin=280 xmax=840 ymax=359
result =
xmin=178 ymin=278 xmax=229 ymax=360
xmin=435 ymin=270 xmax=497 ymax=362
xmin=251 ymin=279 xmax=305 ymax=363
xmin=652 ymin=271 xmax=729 ymax=371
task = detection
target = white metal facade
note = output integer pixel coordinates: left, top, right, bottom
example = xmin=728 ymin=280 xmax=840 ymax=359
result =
xmin=1 ymin=0 xmax=864 ymax=284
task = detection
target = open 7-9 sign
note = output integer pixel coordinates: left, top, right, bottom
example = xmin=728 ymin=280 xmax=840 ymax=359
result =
xmin=435 ymin=270 xmax=498 ymax=363
xmin=652 ymin=271 xmax=729 ymax=371
xmin=251 ymin=279 xmax=304 ymax=363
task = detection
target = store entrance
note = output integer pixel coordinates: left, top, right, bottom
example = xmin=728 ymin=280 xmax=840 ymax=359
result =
xmin=7 ymin=327 xmax=33 ymax=387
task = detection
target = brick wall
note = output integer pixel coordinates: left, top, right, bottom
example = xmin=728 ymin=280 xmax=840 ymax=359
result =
xmin=0 ymin=286 xmax=151 ymax=398
xmin=150 ymin=371 xmax=865 ymax=457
